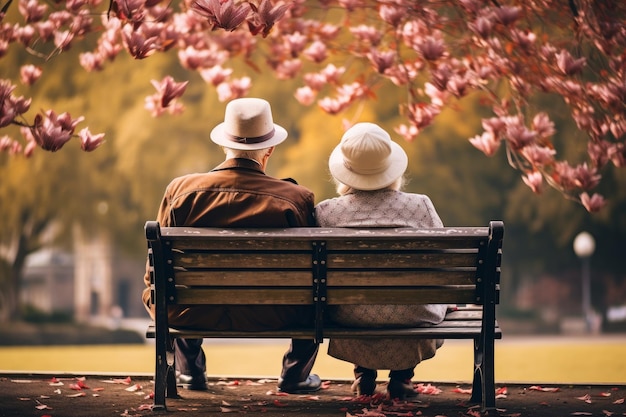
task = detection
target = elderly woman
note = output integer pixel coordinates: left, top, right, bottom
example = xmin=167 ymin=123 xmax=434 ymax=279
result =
xmin=315 ymin=122 xmax=447 ymax=400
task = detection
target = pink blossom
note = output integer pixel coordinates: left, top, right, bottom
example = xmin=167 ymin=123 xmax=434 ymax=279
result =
xmin=556 ymin=50 xmax=586 ymax=76
xmin=317 ymin=23 xmax=340 ymax=40
xmin=407 ymin=103 xmax=439 ymax=130
xmin=505 ymin=124 xmax=537 ymax=150
xmin=303 ymin=41 xmax=327 ymax=63
xmin=303 ymin=72 xmax=327 ymax=90
xmin=337 ymin=0 xmax=365 ymax=12
xmin=79 ymin=51 xmax=105 ymax=71
xmin=199 ymin=65 xmax=232 ymax=86
xmin=150 ymin=75 xmax=188 ymax=108
xmin=367 ymin=49 xmax=395 ymax=74
xmin=320 ymin=64 xmax=345 ymax=84
xmin=337 ymin=82 xmax=368 ymax=101
xmin=482 ymin=117 xmax=506 ymax=136
xmin=494 ymin=5 xmax=521 ymax=26
xmin=121 ymin=25 xmax=159 ymax=59
xmin=1 ymin=80 xmax=32 ymax=127
xmin=18 ymin=0 xmax=47 ymax=23
xmin=447 ymin=75 xmax=468 ymax=98
xmin=510 ymin=28 xmax=536 ymax=51
xmin=178 ymin=46 xmax=225 ymax=71
xmin=385 ymin=62 xmax=418 ymax=86
xmin=522 ymin=170 xmax=543 ymax=194
xmin=468 ymin=16 xmax=493 ymax=38
xmin=587 ymin=140 xmax=611 ymax=168
xmin=20 ymin=64 xmax=42 ymax=85
xmin=78 ymin=127 xmax=105 ymax=152
xmin=416 ymin=35 xmax=446 ymax=61
xmin=318 ymin=96 xmax=350 ymax=115
xmin=379 ymin=4 xmax=404 ymax=27
xmin=35 ymin=20 xmax=56 ymax=42
xmin=424 ymin=82 xmax=447 ymax=107
xmin=469 ymin=131 xmax=501 ymax=157
xmin=247 ymin=0 xmax=290 ymax=37
xmin=573 ymin=163 xmax=601 ymax=190
xmin=31 ymin=110 xmax=84 ymax=152
xmin=580 ymin=192 xmax=606 ymax=213
xmin=294 ymin=86 xmax=316 ymax=106
xmin=607 ymin=143 xmax=625 ymax=167
xmin=532 ymin=113 xmax=556 ymax=139
xmin=350 ymin=25 xmax=382 ymax=46
xmin=15 ymin=25 xmax=36 ymax=46
xmin=54 ymin=30 xmax=74 ymax=51
xmin=284 ymin=32 xmax=307 ymax=55
xmin=191 ymin=0 xmax=250 ymax=32
xmin=274 ymin=58 xmax=302 ymax=80
xmin=551 ymin=161 xmax=578 ymax=191
xmin=521 ymin=144 xmax=556 ymax=167
xmin=394 ymin=124 xmax=419 ymax=142
xmin=116 ymin=0 xmax=146 ymax=23
xmin=216 ymin=77 xmax=251 ymax=101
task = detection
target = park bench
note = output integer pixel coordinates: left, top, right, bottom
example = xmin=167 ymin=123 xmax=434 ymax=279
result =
xmin=145 ymin=220 xmax=504 ymax=413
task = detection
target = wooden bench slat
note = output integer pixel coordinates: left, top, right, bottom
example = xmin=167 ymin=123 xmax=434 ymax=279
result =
xmin=173 ymin=251 xmax=482 ymax=269
xmin=176 ymin=288 xmax=312 ymax=304
xmin=174 ymin=270 xmax=478 ymax=286
xmin=326 ymin=288 xmax=479 ymax=305
xmin=146 ymin=323 xmax=503 ymax=340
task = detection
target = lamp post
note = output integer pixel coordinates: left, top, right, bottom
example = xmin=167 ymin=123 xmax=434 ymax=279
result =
xmin=573 ymin=232 xmax=596 ymax=333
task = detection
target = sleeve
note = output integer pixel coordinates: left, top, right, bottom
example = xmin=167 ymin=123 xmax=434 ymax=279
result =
xmin=424 ymin=196 xmax=444 ymax=227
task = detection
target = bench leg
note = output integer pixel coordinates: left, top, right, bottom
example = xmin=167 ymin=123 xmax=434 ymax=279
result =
xmin=470 ymin=335 xmax=497 ymax=415
xmin=153 ymin=335 xmax=168 ymax=411
xmin=166 ymin=337 xmax=178 ymax=399
xmin=153 ymin=335 xmax=179 ymax=411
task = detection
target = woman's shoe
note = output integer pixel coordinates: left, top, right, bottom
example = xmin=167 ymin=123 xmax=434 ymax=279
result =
xmin=351 ymin=376 xmax=377 ymax=396
xmin=387 ymin=379 xmax=417 ymax=400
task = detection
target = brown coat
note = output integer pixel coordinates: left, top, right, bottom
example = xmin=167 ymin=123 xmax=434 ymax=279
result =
xmin=142 ymin=158 xmax=315 ymax=330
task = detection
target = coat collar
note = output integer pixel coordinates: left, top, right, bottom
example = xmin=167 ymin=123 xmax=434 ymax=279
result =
xmin=211 ymin=158 xmax=265 ymax=174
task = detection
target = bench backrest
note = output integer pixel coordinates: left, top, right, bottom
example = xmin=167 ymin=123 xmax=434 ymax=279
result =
xmin=146 ymin=221 xmax=503 ymax=341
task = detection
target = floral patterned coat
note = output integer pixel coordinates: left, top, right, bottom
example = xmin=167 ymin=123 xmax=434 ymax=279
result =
xmin=315 ymin=189 xmax=448 ymax=370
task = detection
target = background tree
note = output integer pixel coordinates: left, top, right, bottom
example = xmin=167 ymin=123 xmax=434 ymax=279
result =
xmin=1 ymin=0 xmax=624 ymax=212
xmin=1 ymin=0 xmax=625 ymax=325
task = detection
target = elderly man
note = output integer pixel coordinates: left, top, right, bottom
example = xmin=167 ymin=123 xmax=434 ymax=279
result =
xmin=142 ymin=98 xmax=320 ymax=394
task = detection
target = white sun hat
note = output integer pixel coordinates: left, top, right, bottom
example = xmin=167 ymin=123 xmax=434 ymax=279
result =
xmin=328 ymin=122 xmax=408 ymax=191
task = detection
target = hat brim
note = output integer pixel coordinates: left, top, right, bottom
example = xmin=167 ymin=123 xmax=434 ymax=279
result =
xmin=210 ymin=123 xmax=288 ymax=150
xmin=328 ymin=140 xmax=408 ymax=191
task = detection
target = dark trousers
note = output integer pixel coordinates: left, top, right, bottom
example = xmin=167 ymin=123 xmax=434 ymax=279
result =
xmin=175 ymin=338 xmax=319 ymax=383
xmin=354 ymin=365 xmax=414 ymax=382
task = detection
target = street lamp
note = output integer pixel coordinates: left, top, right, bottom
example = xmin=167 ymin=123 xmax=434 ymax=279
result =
xmin=573 ymin=232 xmax=596 ymax=333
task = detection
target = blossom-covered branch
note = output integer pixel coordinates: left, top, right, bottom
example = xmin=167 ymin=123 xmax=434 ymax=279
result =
xmin=0 ymin=0 xmax=624 ymax=212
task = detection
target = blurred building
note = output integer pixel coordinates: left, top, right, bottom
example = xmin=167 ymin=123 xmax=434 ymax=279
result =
xmin=21 ymin=245 xmax=146 ymax=323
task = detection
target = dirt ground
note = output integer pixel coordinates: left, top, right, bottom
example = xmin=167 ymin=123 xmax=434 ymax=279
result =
xmin=1 ymin=373 xmax=625 ymax=417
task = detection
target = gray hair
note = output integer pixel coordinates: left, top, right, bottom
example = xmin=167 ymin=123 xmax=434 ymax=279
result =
xmin=335 ymin=176 xmax=405 ymax=196
xmin=224 ymin=147 xmax=268 ymax=161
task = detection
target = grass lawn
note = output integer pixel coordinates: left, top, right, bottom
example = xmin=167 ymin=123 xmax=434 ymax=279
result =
xmin=0 ymin=336 xmax=625 ymax=384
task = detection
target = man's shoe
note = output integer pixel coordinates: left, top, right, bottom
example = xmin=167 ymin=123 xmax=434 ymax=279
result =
xmin=387 ymin=379 xmax=417 ymax=400
xmin=176 ymin=373 xmax=208 ymax=391
xmin=351 ymin=376 xmax=376 ymax=396
xmin=277 ymin=374 xmax=322 ymax=394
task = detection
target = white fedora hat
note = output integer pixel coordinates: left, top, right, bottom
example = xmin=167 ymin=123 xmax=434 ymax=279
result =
xmin=328 ymin=122 xmax=408 ymax=191
xmin=210 ymin=98 xmax=288 ymax=150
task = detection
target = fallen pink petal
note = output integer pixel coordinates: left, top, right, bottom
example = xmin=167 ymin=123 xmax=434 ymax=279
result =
xmin=452 ymin=387 xmax=472 ymax=394
xmin=529 ymin=385 xmax=561 ymax=392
